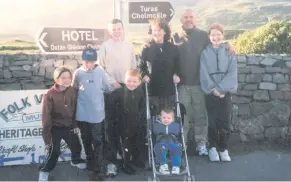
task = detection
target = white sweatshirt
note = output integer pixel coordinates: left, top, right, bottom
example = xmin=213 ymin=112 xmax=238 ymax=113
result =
xmin=98 ymin=39 xmax=137 ymax=84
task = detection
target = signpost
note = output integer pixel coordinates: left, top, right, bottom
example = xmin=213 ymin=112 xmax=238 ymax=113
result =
xmin=128 ymin=1 xmax=175 ymax=24
xmin=37 ymin=27 xmax=109 ymax=53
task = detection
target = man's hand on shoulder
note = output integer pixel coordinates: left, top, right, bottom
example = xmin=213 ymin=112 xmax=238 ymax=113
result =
xmin=227 ymin=42 xmax=236 ymax=55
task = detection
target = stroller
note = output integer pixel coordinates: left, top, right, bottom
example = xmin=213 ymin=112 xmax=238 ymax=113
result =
xmin=145 ymin=83 xmax=195 ymax=182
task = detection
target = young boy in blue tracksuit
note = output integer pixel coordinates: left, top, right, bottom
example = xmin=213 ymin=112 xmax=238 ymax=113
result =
xmin=72 ymin=47 xmax=113 ymax=181
xmin=153 ymin=108 xmax=182 ymax=175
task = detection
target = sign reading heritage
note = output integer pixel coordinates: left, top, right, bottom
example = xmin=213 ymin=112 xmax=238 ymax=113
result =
xmin=0 ymin=90 xmax=75 ymax=166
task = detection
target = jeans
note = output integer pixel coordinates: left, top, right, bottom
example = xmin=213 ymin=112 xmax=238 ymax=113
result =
xmin=154 ymin=142 xmax=182 ymax=167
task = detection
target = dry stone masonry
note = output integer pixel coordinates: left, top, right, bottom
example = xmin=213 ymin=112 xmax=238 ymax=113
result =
xmin=0 ymin=53 xmax=83 ymax=90
xmin=0 ymin=53 xmax=291 ymax=141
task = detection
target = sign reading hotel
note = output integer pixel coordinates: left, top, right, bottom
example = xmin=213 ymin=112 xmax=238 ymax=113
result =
xmin=37 ymin=27 xmax=109 ymax=53
xmin=0 ymin=90 xmax=75 ymax=166
xmin=128 ymin=1 xmax=175 ymax=24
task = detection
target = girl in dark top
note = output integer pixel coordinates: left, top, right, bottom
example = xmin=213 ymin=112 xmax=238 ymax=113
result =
xmin=140 ymin=18 xmax=180 ymax=114
xmin=39 ymin=66 xmax=86 ymax=181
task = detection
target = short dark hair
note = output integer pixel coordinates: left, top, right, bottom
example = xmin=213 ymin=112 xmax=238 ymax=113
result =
xmin=110 ymin=18 xmax=123 ymax=27
xmin=161 ymin=107 xmax=174 ymax=115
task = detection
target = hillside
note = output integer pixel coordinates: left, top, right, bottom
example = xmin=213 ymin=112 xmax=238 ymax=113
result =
xmin=192 ymin=0 xmax=291 ymax=30
xmin=127 ymin=0 xmax=291 ymax=45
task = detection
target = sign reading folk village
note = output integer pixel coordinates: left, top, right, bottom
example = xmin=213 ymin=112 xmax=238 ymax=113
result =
xmin=128 ymin=1 xmax=175 ymax=24
xmin=0 ymin=90 xmax=79 ymax=166
xmin=37 ymin=27 xmax=108 ymax=53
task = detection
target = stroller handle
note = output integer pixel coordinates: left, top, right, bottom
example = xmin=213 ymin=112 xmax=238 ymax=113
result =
xmin=145 ymin=83 xmax=151 ymax=120
xmin=175 ymin=83 xmax=181 ymax=118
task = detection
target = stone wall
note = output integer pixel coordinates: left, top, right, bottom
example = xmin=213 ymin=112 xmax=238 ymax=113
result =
xmin=234 ymin=54 xmax=291 ymax=112
xmin=0 ymin=53 xmax=82 ymax=90
xmin=0 ymin=53 xmax=291 ymax=141
xmin=232 ymin=54 xmax=291 ymax=141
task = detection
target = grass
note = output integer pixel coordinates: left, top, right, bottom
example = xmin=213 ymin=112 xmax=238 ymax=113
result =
xmin=0 ymin=40 xmax=40 ymax=54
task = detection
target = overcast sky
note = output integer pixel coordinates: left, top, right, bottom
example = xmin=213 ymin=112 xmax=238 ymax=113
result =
xmin=0 ymin=0 xmax=115 ymax=40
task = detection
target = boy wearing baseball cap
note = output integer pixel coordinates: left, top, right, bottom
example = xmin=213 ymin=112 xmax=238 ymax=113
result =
xmin=72 ymin=47 xmax=112 ymax=181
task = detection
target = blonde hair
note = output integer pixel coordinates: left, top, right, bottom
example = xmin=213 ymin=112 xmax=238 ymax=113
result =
xmin=53 ymin=66 xmax=72 ymax=82
xmin=125 ymin=69 xmax=141 ymax=80
xmin=208 ymin=23 xmax=224 ymax=35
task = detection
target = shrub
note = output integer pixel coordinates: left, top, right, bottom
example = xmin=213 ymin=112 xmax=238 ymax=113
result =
xmin=232 ymin=20 xmax=291 ymax=54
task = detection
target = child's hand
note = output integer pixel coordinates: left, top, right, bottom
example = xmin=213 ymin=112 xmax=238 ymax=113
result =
xmin=161 ymin=146 xmax=166 ymax=150
xmin=212 ymin=88 xmax=221 ymax=97
xmin=227 ymin=42 xmax=236 ymax=55
xmin=112 ymin=81 xmax=121 ymax=89
xmin=44 ymin=144 xmax=52 ymax=154
xmin=143 ymin=75 xmax=150 ymax=83
xmin=143 ymin=38 xmax=151 ymax=48
xmin=173 ymin=74 xmax=180 ymax=84
xmin=73 ymin=128 xmax=80 ymax=134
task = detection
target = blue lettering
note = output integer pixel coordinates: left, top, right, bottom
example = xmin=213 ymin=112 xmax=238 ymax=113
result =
xmin=0 ymin=154 xmax=24 ymax=166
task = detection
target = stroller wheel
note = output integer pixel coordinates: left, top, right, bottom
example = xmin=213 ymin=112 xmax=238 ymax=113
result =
xmin=184 ymin=175 xmax=195 ymax=182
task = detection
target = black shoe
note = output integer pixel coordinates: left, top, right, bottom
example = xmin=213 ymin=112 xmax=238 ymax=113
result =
xmin=123 ymin=162 xmax=136 ymax=175
xmin=133 ymin=160 xmax=146 ymax=169
xmin=89 ymin=171 xmax=106 ymax=181
xmin=86 ymin=159 xmax=94 ymax=171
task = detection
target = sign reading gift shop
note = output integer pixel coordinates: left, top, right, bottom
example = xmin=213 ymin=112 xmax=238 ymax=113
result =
xmin=0 ymin=90 xmax=72 ymax=166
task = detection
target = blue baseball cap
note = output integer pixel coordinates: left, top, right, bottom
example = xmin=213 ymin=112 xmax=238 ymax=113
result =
xmin=82 ymin=47 xmax=97 ymax=61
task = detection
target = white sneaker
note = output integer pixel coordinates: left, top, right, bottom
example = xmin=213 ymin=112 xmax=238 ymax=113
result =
xmin=208 ymin=147 xmax=220 ymax=162
xmin=219 ymin=150 xmax=231 ymax=162
xmin=38 ymin=171 xmax=49 ymax=181
xmin=197 ymin=145 xmax=208 ymax=156
xmin=159 ymin=164 xmax=170 ymax=175
xmin=70 ymin=160 xmax=87 ymax=169
xmin=106 ymin=163 xmax=118 ymax=176
xmin=171 ymin=166 xmax=180 ymax=175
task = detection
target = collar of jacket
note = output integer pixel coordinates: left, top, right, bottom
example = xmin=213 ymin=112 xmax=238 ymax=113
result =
xmin=81 ymin=64 xmax=99 ymax=72
xmin=182 ymin=26 xmax=197 ymax=35
xmin=52 ymin=83 xmax=69 ymax=93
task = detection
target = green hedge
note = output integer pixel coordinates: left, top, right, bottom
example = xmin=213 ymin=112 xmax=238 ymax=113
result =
xmin=233 ymin=21 xmax=291 ymax=54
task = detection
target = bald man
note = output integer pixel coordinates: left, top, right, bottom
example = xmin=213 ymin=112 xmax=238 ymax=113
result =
xmin=173 ymin=9 xmax=235 ymax=156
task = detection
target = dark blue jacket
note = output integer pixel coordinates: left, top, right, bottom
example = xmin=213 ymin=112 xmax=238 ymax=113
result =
xmin=153 ymin=118 xmax=181 ymax=144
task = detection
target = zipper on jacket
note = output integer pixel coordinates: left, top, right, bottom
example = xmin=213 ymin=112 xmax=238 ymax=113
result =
xmin=166 ymin=125 xmax=168 ymax=134
xmin=63 ymin=91 xmax=67 ymax=107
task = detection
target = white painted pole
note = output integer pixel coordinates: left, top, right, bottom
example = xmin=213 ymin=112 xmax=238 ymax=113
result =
xmin=113 ymin=0 xmax=116 ymax=18
xmin=120 ymin=0 xmax=124 ymax=22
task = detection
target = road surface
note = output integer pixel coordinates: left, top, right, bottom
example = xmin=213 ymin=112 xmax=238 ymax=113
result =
xmin=0 ymin=138 xmax=290 ymax=181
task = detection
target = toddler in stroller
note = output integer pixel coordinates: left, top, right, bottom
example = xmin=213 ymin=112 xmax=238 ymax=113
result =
xmin=146 ymin=83 xmax=195 ymax=181
xmin=153 ymin=108 xmax=182 ymax=175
